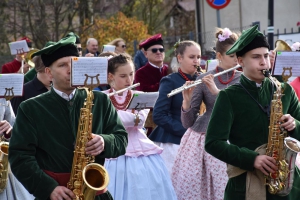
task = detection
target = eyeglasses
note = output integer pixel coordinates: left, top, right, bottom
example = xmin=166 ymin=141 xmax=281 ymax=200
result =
xmin=121 ymin=45 xmax=126 ymax=48
xmin=149 ymin=48 xmax=164 ymax=53
xmin=77 ymin=47 xmax=82 ymax=51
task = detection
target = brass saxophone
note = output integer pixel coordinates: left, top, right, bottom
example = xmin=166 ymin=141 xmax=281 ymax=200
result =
xmin=67 ymin=87 xmax=109 ymax=200
xmin=0 ymin=141 xmax=9 ymax=193
xmin=263 ymin=69 xmax=300 ymax=196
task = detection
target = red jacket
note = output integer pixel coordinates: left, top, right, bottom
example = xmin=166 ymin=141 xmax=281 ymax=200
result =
xmin=134 ymin=62 xmax=168 ymax=92
xmin=1 ymin=59 xmax=21 ymax=73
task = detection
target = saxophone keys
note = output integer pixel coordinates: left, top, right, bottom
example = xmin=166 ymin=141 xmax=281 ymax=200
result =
xmin=74 ymin=180 xmax=81 ymax=189
xmin=279 ymin=170 xmax=287 ymax=181
xmin=279 ymin=160 xmax=288 ymax=170
xmin=73 ymin=188 xmax=81 ymax=196
xmin=268 ymin=184 xmax=278 ymax=194
xmin=278 ymin=182 xmax=285 ymax=191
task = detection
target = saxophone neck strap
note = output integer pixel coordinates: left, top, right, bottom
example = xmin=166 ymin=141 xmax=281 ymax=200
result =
xmin=236 ymin=82 xmax=272 ymax=118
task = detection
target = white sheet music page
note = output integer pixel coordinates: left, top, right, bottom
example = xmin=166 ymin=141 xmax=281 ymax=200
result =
xmin=0 ymin=74 xmax=24 ymax=97
xmin=102 ymin=45 xmax=116 ymax=53
xmin=127 ymin=92 xmax=159 ymax=110
xmin=206 ymin=59 xmax=218 ymax=72
xmin=273 ymin=51 xmax=300 ymax=76
xmin=71 ymin=57 xmax=108 ymax=86
xmin=9 ymin=40 xmax=30 ymax=55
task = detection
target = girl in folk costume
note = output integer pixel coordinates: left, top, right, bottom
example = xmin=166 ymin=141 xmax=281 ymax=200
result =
xmin=172 ymin=28 xmax=241 ymax=200
xmin=102 ymin=54 xmax=177 ymax=200
xmin=149 ymin=41 xmax=200 ymax=174
xmin=0 ymin=98 xmax=34 ymax=200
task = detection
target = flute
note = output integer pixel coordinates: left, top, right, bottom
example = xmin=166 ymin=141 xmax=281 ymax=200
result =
xmin=107 ymin=83 xmax=140 ymax=97
xmin=167 ymin=65 xmax=241 ymax=98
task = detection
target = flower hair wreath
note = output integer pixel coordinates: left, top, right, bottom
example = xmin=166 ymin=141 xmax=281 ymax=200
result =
xmin=291 ymin=42 xmax=300 ymax=51
xmin=218 ymin=28 xmax=233 ymax=42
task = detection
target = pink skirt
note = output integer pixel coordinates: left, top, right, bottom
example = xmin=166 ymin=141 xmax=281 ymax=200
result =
xmin=172 ymin=128 xmax=228 ymax=200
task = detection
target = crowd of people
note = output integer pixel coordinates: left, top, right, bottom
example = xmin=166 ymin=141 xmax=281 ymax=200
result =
xmin=0 ymin=24 xmax=300 ymax=200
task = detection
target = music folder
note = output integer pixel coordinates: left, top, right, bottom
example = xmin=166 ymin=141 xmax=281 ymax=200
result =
xmin=127 ymin=92 xmax=159 ymax=110
xmin=71 ymin=57 xmax=108 ymax=86
xmin=0 ymin=74 xmax=24 ymax=98
xmin=273 ymin=51 xmax=300 ymax=77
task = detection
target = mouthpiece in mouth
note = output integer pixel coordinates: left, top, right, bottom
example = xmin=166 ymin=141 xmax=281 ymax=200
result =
xmin=261 ymin=69 xmax=270 ymax=77
xmin=195 ymin=66 xmax=201 ymax=72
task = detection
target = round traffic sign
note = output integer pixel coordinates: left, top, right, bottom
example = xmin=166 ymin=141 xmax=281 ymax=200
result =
xmin=206 ymin=0 xmax=231 ymax=9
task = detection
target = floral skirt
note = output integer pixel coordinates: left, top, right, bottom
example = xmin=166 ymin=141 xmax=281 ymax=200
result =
xmin=172 ymin=128 xmax=228 ymax=200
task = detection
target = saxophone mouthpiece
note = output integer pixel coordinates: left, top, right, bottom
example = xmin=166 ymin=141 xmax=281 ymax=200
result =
xmin=195 ymin=65 xmax=200 ymax=72
xmin=262 ymin=69 xmax=270 ymax=77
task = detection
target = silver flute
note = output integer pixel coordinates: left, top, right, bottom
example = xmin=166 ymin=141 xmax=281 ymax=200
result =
xmin=167 ymin=65 xmax=241 ymax=98
xmin=107 ymin=83 xmax=140 ymax=97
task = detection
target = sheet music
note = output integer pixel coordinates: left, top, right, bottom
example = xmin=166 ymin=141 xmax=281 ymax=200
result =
xmin=71 ymin=57 xmax=108 ymax=86
xmin=102 ymin=45 xmax=116 ymax=53
xmin=0 ymin=74 xmax=24 ymax=97
xmin=9 ymin=40 xmax=30 ymax=55
xmin=273 ymin=51 xmax=300 ymax=76
xmin=206 ymin=59 xmax=218 ymax=72
xmin=127 ymin=92 xmax=159 ymax=110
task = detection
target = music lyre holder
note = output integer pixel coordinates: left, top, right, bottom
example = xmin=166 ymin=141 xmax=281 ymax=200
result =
xmin=134 ymin=102 xmax=148 ymax=112
xmin=16 ymin=48 xmax=25 ymax=55
xmin=83 ymin=74 xmax=100 ymax=90
xmin=3 ymin=87 xmax=14 ymax=102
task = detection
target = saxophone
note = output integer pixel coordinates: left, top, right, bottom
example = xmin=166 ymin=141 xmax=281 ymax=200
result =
xmin=263 ymin=69 xmax=300 ymax=196
xmin=67 ymin=87 xmax=109 ymax=200
xmin=0 ymin=141 xmax=8 ymax=193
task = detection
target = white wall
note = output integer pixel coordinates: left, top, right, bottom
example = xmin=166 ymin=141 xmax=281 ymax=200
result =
xmin=198 ymin=0 xmax=300 ymax=51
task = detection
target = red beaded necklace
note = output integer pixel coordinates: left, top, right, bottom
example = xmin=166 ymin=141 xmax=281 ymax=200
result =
xmin=109 ymin=88 xmax=132 ymax=110
xmin=178 ymin=68 xmax=192 ymax=81
xmin=216 ymin=66 xmax=235 ymax=85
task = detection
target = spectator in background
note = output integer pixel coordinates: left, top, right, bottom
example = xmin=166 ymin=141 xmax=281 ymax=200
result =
xmin=11 ymin=55 xmax=51 ymax=115
xmin=84 ymin=38 xmax=100 ymax=57
xmin=108 ymin=38 xmax=126 ymax=54
xmin=134 ymin=34 xmax=168 ymax=92
xmin=2 ymin=37 xmax=32 ymax=73
xmin=133 ymin=40 xmax=148 ymax=71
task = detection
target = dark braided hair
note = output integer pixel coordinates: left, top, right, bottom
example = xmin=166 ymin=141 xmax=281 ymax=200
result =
xmin=174 ymin=40 xmax=201 ymax=62
xmin=108 ymin=53 xmax=133 ymax=75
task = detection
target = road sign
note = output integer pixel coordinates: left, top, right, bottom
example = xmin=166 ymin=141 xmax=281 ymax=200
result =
xmin=206 ymin=0 xmax=231 ymax=9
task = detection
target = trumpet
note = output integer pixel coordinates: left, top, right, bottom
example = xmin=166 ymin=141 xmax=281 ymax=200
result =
xmin=167 ymin=65 xmax=241 ymax=98
xmin=107 ymin=83 xmax=140 ymax=97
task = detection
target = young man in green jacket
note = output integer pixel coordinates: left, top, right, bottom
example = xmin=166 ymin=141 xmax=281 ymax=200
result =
xmin=205 ymin=25 xmax=300 ymax=200
xmin=8 ymin=35 xmax=128 ymax=200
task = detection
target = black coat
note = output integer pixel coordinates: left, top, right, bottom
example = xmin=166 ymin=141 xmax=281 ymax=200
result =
xmin=11 ymin=76 xmax=49 ymax=115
